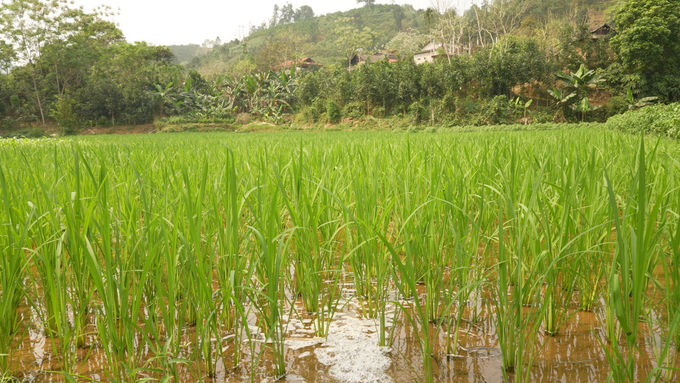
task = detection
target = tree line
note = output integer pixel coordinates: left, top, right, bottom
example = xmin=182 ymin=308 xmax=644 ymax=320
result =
xmin=0 ymin=0 xmax=678 ymax=134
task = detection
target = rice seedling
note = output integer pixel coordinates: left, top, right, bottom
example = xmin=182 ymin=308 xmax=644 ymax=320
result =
xmin=494 ymin=208 xmax=546 ymax=382
xmin=0 ymin=160 xmax=36 ymax=379
xmin=211 ymin=146 xmax=252 ymax=369
xmin=279 ymin=164 xmax=348 ymax=338
xmin=245 ymin=164 xmax=290 ymax=380
xmin=489 ymin=143 xmax=552 ymax=382
xmin=602 ymin=135 xmax=666 ymax=382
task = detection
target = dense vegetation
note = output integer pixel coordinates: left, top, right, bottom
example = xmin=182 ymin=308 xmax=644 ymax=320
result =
xmin=0 ymin=0 xmax=679 ymax=134
xmin=1 ymin=129 xmax=679 ymax=382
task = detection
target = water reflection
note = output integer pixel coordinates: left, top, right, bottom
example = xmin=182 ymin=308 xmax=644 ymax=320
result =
xmin=10 ymin=281 xmax=678 ymax=382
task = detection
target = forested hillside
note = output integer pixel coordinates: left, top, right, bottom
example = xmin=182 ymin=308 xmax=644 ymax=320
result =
xmin=182 ymin=4 xmax=427 ymax=77
xmin=168 ymin=44 xmax=212 ymax=65
xmin=183 ymin=0 xmax=618 ymax=78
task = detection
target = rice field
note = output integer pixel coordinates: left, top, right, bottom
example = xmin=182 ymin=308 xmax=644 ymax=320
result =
xmin=1 ymin=128 xmax=679 ymax=383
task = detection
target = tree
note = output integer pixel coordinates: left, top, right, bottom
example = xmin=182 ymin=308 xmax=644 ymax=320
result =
xmin=270 ymin=4 xmax=280 ymax=28
xmin=255 ymin=30 xmax=307 ymax=71
xmin=386 ymin=29 xmax=430 ymax=56
xmin=611 ymin=0 xmax=680 ymax=101
xmin=392 ymin=6 xmax=405 ymax=30
xmin=0 ymin=42 xmax=15 ymax=74
xmin=0 ymin=0 xmax=68 ymax=124
xmin=472 ymin=36 xmax=552 ymax=98
xmin=333 ymin=17 xmax=376 ymax=67
xmin=293 ymin=5 xmax=314 ymax=22
xmin=0 ymin=0 xmax=122 ymax=125
xmin=549 ymin=64 xmax=602 ymax=121
xmin=78 ymin=42 xmax=178 ymax=125
xmin=428 ymin=2 xmax=467 ymax=62
xmin=280 ymin=3 xmax=294 ymax=24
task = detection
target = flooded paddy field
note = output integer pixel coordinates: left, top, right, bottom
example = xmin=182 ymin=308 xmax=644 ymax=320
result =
xmin=2 ymin=130 xmax=679 ymax=382
xmin=10 ymin=282 xmax=679 ymax=383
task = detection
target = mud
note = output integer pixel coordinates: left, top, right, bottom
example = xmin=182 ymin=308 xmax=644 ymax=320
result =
xmin=8 ymin=280 xmax=679 ymax=383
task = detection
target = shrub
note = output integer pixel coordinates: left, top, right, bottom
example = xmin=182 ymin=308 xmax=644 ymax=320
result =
xmin=408 ymin=101 xmax=426 ymax=123
xmin=606 ymin=103 xmax=680 ymax=139
xmin=1 ymin=117 xmax=19 ymax=130
xmin=161 ymin=125 xmax=184 ymax=133
xmin=482 ymin=95 xmax=514 ymax=125
xmin=342 ymin=102 xmax=366 ymax=118
xmin=372 ymin=106 xmax=386 ymax=119
xmin=297 ymin=105 xmax=320 ymax=124
xmin=454 ymin=97 xmax=481 ymax=124
xmin=153 ymin=119 xmax=167 ymax=129
xmin=50 ymin=94 xmax=81 ymax=135
xmin=325 ymin=100 xmax=341 ymax=124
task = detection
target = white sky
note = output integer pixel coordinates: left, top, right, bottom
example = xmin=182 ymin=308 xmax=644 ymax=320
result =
xmin=63 ymin=0 xmax=474 ymax=46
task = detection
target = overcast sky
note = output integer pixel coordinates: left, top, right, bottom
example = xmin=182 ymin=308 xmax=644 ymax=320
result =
xmin=65 ymin=0 xmax=474 ymax=46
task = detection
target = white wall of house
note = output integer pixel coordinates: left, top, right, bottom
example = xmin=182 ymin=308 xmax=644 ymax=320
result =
xmin=414 ymin=51 xmax=436 ymax=64
xmin=413 ymin=41 xmax=455 ymax=65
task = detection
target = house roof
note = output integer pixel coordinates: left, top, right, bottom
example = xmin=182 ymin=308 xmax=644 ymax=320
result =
xmin=348 ymin=53 xmax=398 ymax=70
xmin=414 ymin=41 xmax=464 ymax=56
xmin=351 ymin=53 xmax=397 ymax=63
xmin=272 ymin=57 xmax=323 ymax=70
xmin=591 ymin=23 xmax=614 ymax=36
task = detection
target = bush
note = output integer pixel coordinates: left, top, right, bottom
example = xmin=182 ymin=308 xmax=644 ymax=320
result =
xmin=1 ymin=117 xmax=19 ymax=130
xmin=408 ymin=101 xmax=426 ymax=123
xmin=606 ymin=103 xmax=680 ymax=139
xmin=296 ymin=105 xmax=320 ymax=124
xmin=607 ymin=96 xmax=629 ymax=116
xmin=342 ymin=102 xmax=366 ymax=118
xmin=454 ymin=97 xmax=482 ymax=124
xmin=0 ymin=128 xmax=46 ymax=138
xmin=325 ymin=100 xmax=341 ymax=124
xmin=530 ymin=109 xmax=554 ymax=124
xmin=161 ymin=125 xmax=184 ymax=133
xmin=482 ymin=95 xmax=514 ymax=125
xmin=372 ymin=106 xmax=386 ymax=118
xmin=153 ymin=119 xmax=168 ymax=129
xmin=50 ymin=94 xmax=81 ymax=135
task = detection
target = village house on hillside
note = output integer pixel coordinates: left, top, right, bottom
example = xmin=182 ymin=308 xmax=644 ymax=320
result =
xmin=272 ymin=57 xmax=323 ymax=71
xmin=348 ymin=53 xmax=398 ymax=70
xmin=590 ymin=23 xmax=615 ymax=39
xmin=414 ymin=41 xmax=467 ymax=65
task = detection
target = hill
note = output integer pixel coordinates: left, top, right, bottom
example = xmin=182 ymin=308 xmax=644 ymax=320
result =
xmin=168 ymin=44 xmax=213 ymax=65
xmin=177 ymin=0 xmax=618 ymax=79
xmin=184 ymin=4 xmax=427 ymax=78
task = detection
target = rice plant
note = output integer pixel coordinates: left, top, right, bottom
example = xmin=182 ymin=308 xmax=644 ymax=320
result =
xmin=0 ymin=162 xmax=34 ymax=378
xmin=602 ymin=136 xmax=665 ymax=382
xmin=0 ymin=129 xmax=678 ymax=382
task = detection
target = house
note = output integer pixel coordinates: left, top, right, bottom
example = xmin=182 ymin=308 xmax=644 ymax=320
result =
xmin=272 ymin=57 xmax=323 ymax=71
xmin=348 ymin=53 xmax=398 ymax=70
xmin=414 ymin=41 xmax=464 ymax=65
xmin=591 ymin=24 xmax=615 ymax=39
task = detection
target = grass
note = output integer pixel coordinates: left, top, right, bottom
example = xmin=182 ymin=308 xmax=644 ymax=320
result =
xmin=0 ymin=129 xmax=678 ymax=382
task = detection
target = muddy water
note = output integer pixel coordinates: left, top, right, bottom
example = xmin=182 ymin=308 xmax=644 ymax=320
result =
xmin=10 ymin=282 xmax=679 ymax=383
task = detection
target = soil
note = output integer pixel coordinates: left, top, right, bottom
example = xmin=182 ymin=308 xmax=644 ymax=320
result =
xmin=77 ymin=124 xmax=157 ymax=135
xmin=10 ymin=279 xmax=678 ymax=383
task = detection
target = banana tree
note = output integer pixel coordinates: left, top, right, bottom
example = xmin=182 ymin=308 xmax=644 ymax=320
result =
xmin=570 ymin=96 xmax=600 ymax=122
xmin=513 ymin=97 xmax=534 ymax=123
xmin=547 ymin=87 xmax=577 ymax=122
xmin=149 ymin=82 xmax=176 ymax=118
xmin=625 ymin=88 xmax=658 ymax=110
xmin=556 ymin=64 xmax=602 ymax=100
xmin=550 ymin=64 xmax=602 ymax=122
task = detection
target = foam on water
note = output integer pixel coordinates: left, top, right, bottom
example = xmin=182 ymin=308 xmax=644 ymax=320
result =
xmin=314 ymin=314 xmax=393 ymax=383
